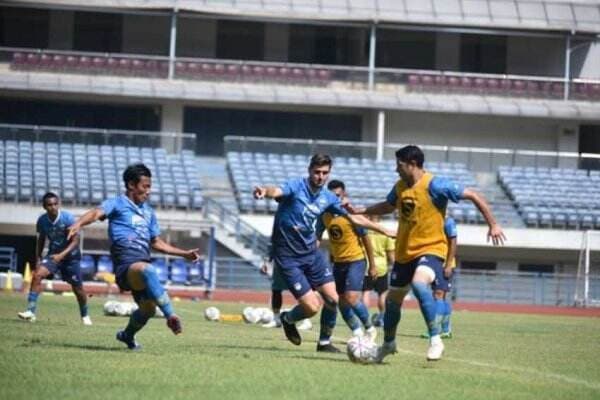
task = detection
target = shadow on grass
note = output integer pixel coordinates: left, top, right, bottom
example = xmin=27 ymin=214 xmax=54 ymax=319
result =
xmin=19 ymin=340 xmax=122 ymax=352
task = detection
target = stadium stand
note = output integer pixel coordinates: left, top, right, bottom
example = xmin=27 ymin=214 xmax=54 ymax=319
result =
xmin=0 ymin=140 xmax=203 ymax=209
xmin=0 ymin=247 xmax=18 ymax=272
xmin=498 ymin=166 xmax=600 ymax=229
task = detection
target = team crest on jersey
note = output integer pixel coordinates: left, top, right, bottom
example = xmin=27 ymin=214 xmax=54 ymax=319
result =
xmin=401 ymin=198 xmax=415 ymax=219
xmin=419 ymin=256 xmax=428 ymax=264
xmin=293 ymin=282 xmax=302 ymax=291
xmin=131 ymin=215 xmax=146 ymax=226
xmin=329 ymin=224 xmax=343 ymax=240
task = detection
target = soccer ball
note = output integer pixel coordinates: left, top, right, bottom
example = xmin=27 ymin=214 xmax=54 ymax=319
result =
xmin=346 ymin=336 xmax=378 ymax=364
xmin=256 ymin=307 xmax=274 ymax=324
xmin=204 ymin=306 xmax=220 ymax=322
xmin=242 ymin=306 xmax=261 ymax=324
xmin=103 ymin=300 xmax=119 ymax=316
xmin=297 ymin=318 xmax=313 ymax=331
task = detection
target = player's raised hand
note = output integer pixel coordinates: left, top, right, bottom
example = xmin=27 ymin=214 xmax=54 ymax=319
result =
xmin=487 ymin=224 xmax=506 ymax=246
xmin=253 ymin=186 xmax=266 ymax=199
xmin=343 ymin=202 xmax=362 ymax=214
xmin=183 ymin=248 xmax=201 ymax=262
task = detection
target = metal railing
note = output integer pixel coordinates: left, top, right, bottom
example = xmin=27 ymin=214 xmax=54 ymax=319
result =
xmin=2 ymin=46 xmax=599 ymax=102
xmin=224 ymin=135 xmax=600 ymax=172
xmin=0 ymin=123 xmax=195 ymax=154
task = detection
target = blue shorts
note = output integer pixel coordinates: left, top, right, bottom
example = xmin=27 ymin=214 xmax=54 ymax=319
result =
xmin=271 ymin=263 xmax=288 ymax=292
xmin=273 ymin=251 xmax=334 ymax=299
xmin=390 ymin=255 xmax=444 ymax=288
xmin=41 ymin=257 xmax=82 ymax=287
xmin=333 ymin=259 xmax=367 ymax=294
xmin=432 ymin=268 xmax=453 ymax=292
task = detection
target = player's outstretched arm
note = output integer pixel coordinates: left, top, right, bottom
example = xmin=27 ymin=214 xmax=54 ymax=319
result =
xmin=253 ymin=185 xmax=283 ymax=200
xmin=462 ymin=188 xmax=507 ymax=246
xmin=345 ymin=201 xmax=395 ymax=216
xmin=67 ymin=208 xmax=105 ymax=240
xmin=151 ymin=237 xmax=201 ymax=262
xmin=348 ymin=214 xmax=396 ymax=238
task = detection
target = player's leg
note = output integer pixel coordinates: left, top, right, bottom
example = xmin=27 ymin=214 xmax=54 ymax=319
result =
xmin=375 ymin=261 xmax=413 ymax=362
xmin=316 ymin=281 xmax=341 ymax=352
xmin=334 ymin=263 xmax=363 ymax=337
xmin=412 ymin=256 xmax=445 ymax=360
xmin=343 ymin=260 xmax=374 ymax=336
xmin=375 ymin=275 xmax=389 ymax=327
xmin=127 ymin=262 xmax=181 ymax=335
xmin=263 ymin=264 xmax=287 ymax=328
xmin=18 ymin=262 xmax=51 ymax=321
xmin=62 ymin=259 xmax=92 ymax=325
xmin=117 ymin=295 xmax=156 ymax=350
xmin=440 ymin=291 xmax=452 ymax=338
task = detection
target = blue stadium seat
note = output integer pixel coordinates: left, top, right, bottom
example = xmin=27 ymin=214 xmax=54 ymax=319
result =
xmin=169 ymin=259 xmax=188 ymax=284
xmin=97 ymin=255 xmax=113 ymax=274
xmin=80 ymin=254 xmax=96 ymax=280
xmin=152 ymin=258 xmax=169 ymax=283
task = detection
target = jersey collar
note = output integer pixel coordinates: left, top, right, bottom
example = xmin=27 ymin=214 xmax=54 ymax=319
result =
xmin=46 ymin=210 xmax=61 ymax=225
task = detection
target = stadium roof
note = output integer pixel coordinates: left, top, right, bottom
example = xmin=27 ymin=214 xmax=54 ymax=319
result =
xmin=14 ymin=0 xmax=600 ymax=34
xmin=2 ymin=70 xmax=600 ymax=121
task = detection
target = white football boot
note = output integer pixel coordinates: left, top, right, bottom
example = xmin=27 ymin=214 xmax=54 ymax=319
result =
xmin=365 ymin=326 xmax=377 ymax=341
xmin=17 ymin=310 xmax=37 ymax=322
xmin=426 ymin=335 xmax=445 ymax=361
xmin=82 ymin=315 xmax=93 ymax=326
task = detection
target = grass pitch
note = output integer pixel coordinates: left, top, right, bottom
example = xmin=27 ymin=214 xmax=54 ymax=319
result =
xmin=1 ymin=292 xmax=599 ymax=400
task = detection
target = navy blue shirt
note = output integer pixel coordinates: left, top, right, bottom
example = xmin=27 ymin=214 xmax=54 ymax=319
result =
xmin=272 ymin=178 xmax=348 ymax=257
xmin=101 ymin=195 xmax=160 ymax=267
xmin=36 ymin=210 xmax=80 ymax=260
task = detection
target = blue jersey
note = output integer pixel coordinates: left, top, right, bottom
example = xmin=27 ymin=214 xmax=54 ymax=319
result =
xmin=272 ymin=178 xmax=348 ymax=257
xmin=444 ymin=217 xmax=458 ymax=239
xmin=36 ymin=210 xmax=80 ymax=260
xmin=101 ymin=195 xmax=160 ymax=267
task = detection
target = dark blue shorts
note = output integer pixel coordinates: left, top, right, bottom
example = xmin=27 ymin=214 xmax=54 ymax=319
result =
xmin=271 ymin=263 xmax=288 ymax=292
xmin=273 ymin=251 xmax=334 ymax=299
xmin=114 ymin=261 xmax=155 ymax=304
xmin=390 ymin=255 xmax=444 ymax=288
xmin=41 ymin=257 xmax=82 ymax=287
xmin=333 ymin=259 xmax=367 ymax=294
xmin=432 ymin=268 xmax=453 ymax=292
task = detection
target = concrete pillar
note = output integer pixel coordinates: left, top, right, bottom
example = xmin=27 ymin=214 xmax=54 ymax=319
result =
xmin=48 ymin=10 xmax=74 ymax=50
xmin=161 ymin=102 xmax=184 ymax=153
xmin=264 ymin=23 xmax=289 ymax=62
xmin=557 ymin=124 xmax=579 ymax=169
xmin=376 ymin=111 xmax=386 ymax=161
xmin=435 ymin=32 xmax=460 ymax=71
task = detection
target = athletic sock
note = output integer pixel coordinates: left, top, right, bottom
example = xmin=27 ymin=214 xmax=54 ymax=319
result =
xmin=141 ymin=265 xmax=173 ymax=318
xmin=411 ymin=282 xmax=439 ymax=337
xmin=285 ymin=304 xmax=308 ymax=323
xmin=383 ymin=298 xmax=401 ymax=343
xmin=434 ymin=298 xmax=445 ymax=335
xmin=339 ymin=303 xmax=361 ymax=332
xmin=26 ymin=292 xmax=39 ymax=314
xmin=352 ymin=301 xmax=373 ymax=329
xmin=79 ymin=304 xmax=89 ymax=318
xmin=124 ymin=309 xmax=151 ymax=339
xmin=442 ymin=299 xmax=452 ymax=333
xmin=319 ymin=305 xmax=337 ymax=343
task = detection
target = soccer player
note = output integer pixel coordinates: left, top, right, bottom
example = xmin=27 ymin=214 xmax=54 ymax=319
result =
xmin=315 ymin=180 xmax=378 ymax=352
xmin=18 ymin=192 xmax=92 ymax=325
xmin=346 ymin=145 xmax=506 ymax=361
xmin=253 ymin=154 xmax=394 ymax=348
xmin=361 ymin=214 xmax=395 ymax=327
xmin=422 ymin=216 xmax=457 ymax=339
xmin=67 ymin=163 xmax=200 ymax=350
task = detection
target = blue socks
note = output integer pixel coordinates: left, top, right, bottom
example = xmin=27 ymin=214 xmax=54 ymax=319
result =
xmin=26 ymin=292 xmax=39 ymax=314
xmin=383 ymin=298 xmax=401 ymax=343
xmin=141 ymin=265 xmax=173 ymax=318
xmin=352 ymin=301 xmax=372 ymax=329
xmin=319 ymin=304 xmax=337 ymax=343
xmin=412 ymin=282 xmax=439 ymax=337
xmin=285 ymin=304 xmax=309 ymax=323
xmin=79 ymin=304 xmax=89 ymax=318
xmin=442 ymin=299 xmax=452 ymax=333
xmin=435 ymin=298 xmax=445 ymax=336
xmin=339 ymin=304 xmax=362 ymax=332
xmin=124 ymin=309 xmax=151 ymax=339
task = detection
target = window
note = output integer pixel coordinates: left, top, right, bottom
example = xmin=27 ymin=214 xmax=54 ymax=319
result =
xmin=460 ymin=261 xmax=496 ymax=270
xmin=376 ymin=29 xmax=436 ymax=69
xmin=216 ymin=20 xmax=264 ymax=60
xmin=518 ymin=264 xmax=554 ymax=274
xmin=73 ymin=11 xmax=122 ymax=52
xmin=460 ymin=34 xmax=507 ymax=74
xmin=0 ymin=7 xmax=49 ymax=48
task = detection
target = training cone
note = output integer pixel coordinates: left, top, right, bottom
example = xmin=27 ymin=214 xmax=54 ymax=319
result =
xmin=23 ymin=262 xmax=32 ymax=287
xmin=5 ymin=270 xmax=13 ymax=291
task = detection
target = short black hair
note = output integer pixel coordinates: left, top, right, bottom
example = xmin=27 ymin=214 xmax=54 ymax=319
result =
xmin=395 ymin=145 xmax=424 ymax=168
xmin=327 ymin=179 xmax=345 ymax=191
xmin=123 ymin=163 xmax=152 ymax=189
xmin=308 ymin=153 xmax=332 ymax=170
xmin=42 ymin=192 xmax=59 ymax=206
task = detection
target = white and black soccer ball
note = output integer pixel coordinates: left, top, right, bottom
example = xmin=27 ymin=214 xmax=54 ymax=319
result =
xmin=256 ymin=307 xmax=274 ymax=324
xmin=242 ymin=306 xmax=261 ymax=324
xmin=103 ymin=300 xmax=119 ymax=316
xmin=346 ymin=336 xmax=378 ymax=364
xmin=204 ymin=306 xmax=220 ymax=322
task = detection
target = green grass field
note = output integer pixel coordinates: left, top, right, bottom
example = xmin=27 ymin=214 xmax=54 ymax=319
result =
xmin=1 ymin=292 xmax=599 ymax=400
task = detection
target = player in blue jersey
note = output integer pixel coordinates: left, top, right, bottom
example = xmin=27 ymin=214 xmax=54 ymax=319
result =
xmin=253 ymin=154 xmax=394 ymax=348
xmin=18 ymin=192 xmax=92 ymax=325
xmin=67 ymin=163 xmax=200 ymax=350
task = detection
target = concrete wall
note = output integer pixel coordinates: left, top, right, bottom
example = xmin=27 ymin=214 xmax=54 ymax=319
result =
xmin=574 ymin=42 xmax=600 ymax=79
xmin=264 ymin=23 xmax=289 ymax=62
xmin=48 ymin=10 xmax=73 ymax=50
xmin=177 ymin=17 xmax=217 ymax=57
xmin=506 ymin=36 xmax=565 ymax=77
xmin=379 ymin=110 xmax=568 ymax=151
xmin=121 ymin=14 xmax=170 ymax=55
